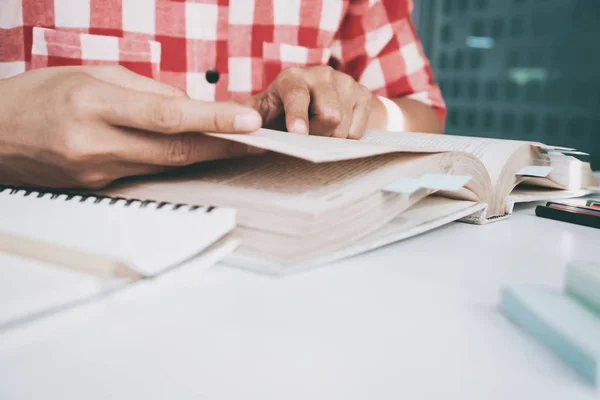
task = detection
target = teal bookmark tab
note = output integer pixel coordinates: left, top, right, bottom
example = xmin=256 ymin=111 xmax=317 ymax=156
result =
xmin=418 ymin=174 xmax=472 ymax=191
xmin=516 ymin=165 xmax=553 ymax=177
xmin=382 ymin=174 xmax=471 ymax=194
xmin=381 ymin=177 xmax=422 ymax=194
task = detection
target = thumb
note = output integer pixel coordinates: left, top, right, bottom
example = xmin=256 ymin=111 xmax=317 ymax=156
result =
xmin=85 ymin=65 xmax=188 ymax=98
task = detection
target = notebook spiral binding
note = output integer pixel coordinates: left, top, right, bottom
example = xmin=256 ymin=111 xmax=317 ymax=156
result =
xmin=0 ymin=185 xmax=215 ymax=213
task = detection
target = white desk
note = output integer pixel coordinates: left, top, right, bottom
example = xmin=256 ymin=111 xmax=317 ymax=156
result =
xmin=1 ymin=202 xmax=599 ymax=400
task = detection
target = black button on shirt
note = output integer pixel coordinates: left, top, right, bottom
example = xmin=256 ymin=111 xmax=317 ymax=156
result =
xmin=205 ymin=69 xmax=220 ymax=84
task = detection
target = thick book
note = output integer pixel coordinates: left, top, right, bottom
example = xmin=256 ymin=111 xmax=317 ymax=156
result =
xmin=226 ymin=196 xmax=486 ymax=275
xmin=94 ymin=129 xmax=597 ymax=271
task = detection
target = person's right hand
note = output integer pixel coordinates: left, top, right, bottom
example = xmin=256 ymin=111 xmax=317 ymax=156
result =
xmin=0 ymin=65 xmax=263 ymax=189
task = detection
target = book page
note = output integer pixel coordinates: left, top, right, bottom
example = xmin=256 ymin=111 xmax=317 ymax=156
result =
xmin=106 ymin=152 xmax=446 ymax=215
xmin=211 ymin=129 xmax=526 ymax=163
xmin=361 ymin=130 xmax=530 ymax=185
xmin=225 ymin=197 xmax=486 ymax=273
xmin=209 ymin=129 xmax=532 ymax=185
xmin=208 ymin=130 xmax=400 ymax=163
xmin=543 ymin=154 xmax=598 ymax=189
xmin=362 ymin=196 xmax=484 ymax=243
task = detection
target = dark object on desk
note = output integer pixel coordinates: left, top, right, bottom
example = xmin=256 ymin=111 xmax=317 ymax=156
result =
xmin=546 ymin=201 xmax=600 ymax=215
xmin=586 ymin=199 xmax=600 ymax=209
xmin=535 ymin=204 xmax=600 ymax=229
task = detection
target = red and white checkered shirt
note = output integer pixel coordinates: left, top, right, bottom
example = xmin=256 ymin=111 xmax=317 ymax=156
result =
xmin=0 ymin=0 xmax=446 ymax=121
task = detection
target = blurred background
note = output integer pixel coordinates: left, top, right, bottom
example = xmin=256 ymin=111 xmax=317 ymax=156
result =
xmin=413 ymin=0 xmax=600 ymax=168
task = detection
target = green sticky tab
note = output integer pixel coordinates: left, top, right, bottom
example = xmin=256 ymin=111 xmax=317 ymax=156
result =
xmin=418 ymin=174 xmax=472 ymax=191
xmin=382 ymin=178 xmax=421 ymax=194
xmin=382 ymin=174 xmax=472 ymax=194
xmin=516 ymin=165 xmax=553 ymax=177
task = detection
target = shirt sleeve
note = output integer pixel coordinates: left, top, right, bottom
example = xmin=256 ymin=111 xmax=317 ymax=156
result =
xmin=330 ymin=0 xmax=446 ymax=123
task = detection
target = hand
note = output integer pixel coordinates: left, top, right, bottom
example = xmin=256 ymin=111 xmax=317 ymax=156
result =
xmin=0 ymin=66 xmax=262 ymax=189
xmin=244 ymin=66 xmax=373 ymax=139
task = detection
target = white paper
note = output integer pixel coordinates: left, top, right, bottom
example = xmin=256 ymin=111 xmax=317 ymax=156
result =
xmin=381 ymin=178 xmax=422 ymax=194
xmin=419 ymin=174 xmax=473 ymax=191
xmin=0 ymin=190 xmax=236 ymax=276
xmin=515 ymin=165 xmax=553 ymax=177
xmin=548 ymin=150 xmax=590 ymax=156
xmin=382 ymin=174 xmax=472 ymax=194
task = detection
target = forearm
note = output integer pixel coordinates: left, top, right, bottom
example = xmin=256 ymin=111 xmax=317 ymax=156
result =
xmin=367 ymin=95 xmax=444 ymax=134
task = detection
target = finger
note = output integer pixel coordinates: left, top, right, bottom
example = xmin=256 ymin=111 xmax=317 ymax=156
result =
xmin=307 ymin=82 xmax=342 ymax=137
xmin=274 ymin=74 xmax=310 ymax=134
xmin=107 ymin=126 xmax=256 ymax=166
xmin=238 ymin=92 xmax=283 ymax=127
xmin=348 ymin=92 xmax=373 ymax=140
xmin=330 ymin=105 xmax=353 ymax=139
xmin=94 ymin=80 xmax=262 ymax=134
xmin=86 ymin=65 xmax=187 ymax=97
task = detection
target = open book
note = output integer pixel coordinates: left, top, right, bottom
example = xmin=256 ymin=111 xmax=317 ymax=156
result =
xmin=101 ymin=129 xmax=597 ymax=272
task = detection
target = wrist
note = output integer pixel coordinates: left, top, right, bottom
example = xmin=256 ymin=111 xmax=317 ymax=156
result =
xmin=367 ymin=95 xmax=406 ymax=132
xmin=368 ymin=95 xmax=444 ymax=134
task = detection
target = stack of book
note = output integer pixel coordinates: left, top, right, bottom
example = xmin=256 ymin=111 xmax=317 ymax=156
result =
xmin=500 ymin=261 xmax=600 ymax=387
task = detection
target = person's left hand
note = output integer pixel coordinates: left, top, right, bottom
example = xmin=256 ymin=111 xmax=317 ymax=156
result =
xmin=243 ymin=66 xmax=374 ymax=139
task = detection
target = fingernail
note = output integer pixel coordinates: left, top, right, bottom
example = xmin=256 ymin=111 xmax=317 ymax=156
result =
xmin=290 ymin=119 xmax=308 ymax=135
xmin=233 ymin=113 xmax=262 ymax=131
xmin=349 ymin=119 xmax=360 ymax=139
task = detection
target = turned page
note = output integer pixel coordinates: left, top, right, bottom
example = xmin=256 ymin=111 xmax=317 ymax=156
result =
xmin=208 ymin=129 xmax=532 ymax=186
xmin=209 ymin=128 xmax=513 ymax=163
xmin=208 ymin=129 xmax=401 ymax=162
xmin=104 ymin=152 xmax=441 ymax=215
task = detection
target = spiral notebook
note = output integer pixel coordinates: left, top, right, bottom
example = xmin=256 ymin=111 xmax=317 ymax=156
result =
xmin=0 ymin=186 xmax=238 ymax=329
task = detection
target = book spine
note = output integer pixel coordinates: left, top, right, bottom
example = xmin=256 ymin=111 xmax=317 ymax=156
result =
xmin=565 ymin=261 xmax=600 ymax=313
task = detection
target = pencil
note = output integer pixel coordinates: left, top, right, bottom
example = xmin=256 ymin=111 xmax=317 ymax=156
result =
xmin=0 ymin=231 xmax=142 ymax=280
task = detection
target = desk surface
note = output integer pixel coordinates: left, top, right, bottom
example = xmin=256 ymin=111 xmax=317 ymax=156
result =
xmin=1 ymin=202 xmax=599 ymax=400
